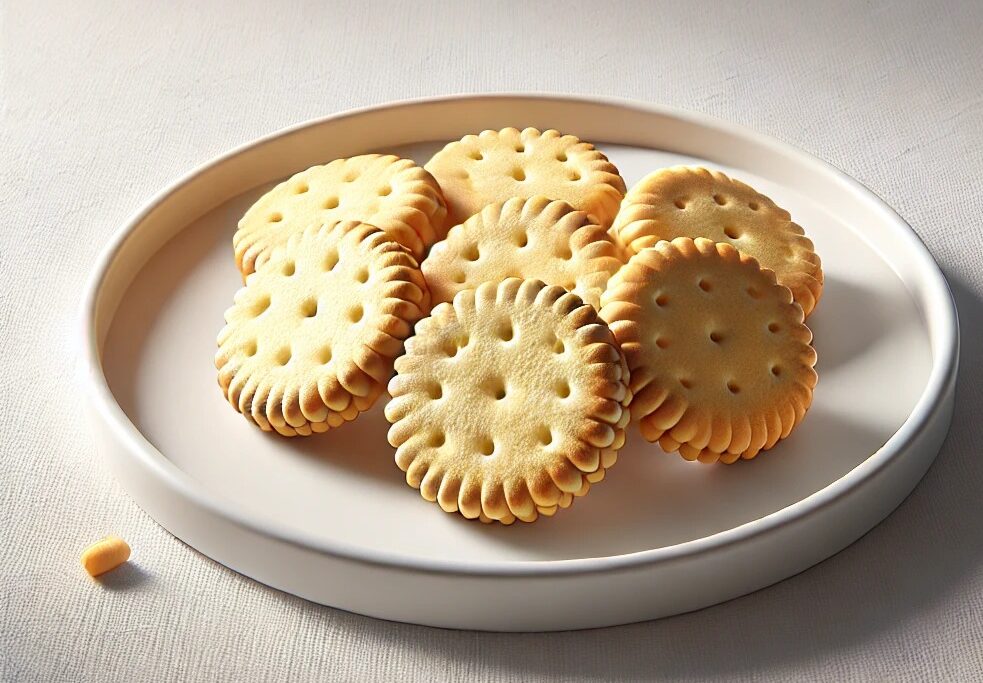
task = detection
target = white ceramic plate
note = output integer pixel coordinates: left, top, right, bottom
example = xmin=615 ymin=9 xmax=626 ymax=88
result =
xmin=82 ymin=95 xmax=958 ymax=631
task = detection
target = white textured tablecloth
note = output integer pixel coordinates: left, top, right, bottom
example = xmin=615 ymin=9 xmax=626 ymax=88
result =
xmin=2 ymin=1 xmax=982 ymax=680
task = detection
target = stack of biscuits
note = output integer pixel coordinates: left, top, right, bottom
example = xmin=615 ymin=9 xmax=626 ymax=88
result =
xmin=216 ymin=127 xmax=821 ymax=524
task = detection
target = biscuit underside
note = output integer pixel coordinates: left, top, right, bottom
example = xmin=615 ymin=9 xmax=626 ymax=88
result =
xmin=424 ymin=127 xmax=627 ymax=228
xmin=614 ymin=165 xmax=823 ymax=317
xmin=217 ymin=220 xmax=428 ymax=436
xmin=233 ymin=154 xmax=447 ymax=276
xmin=600 ymin=237 xmax=817 ymax=464
xmin=421 ymin=195 xmax=624 ymax=310
xmin=385 ymin=278 xmax=632 ymax=524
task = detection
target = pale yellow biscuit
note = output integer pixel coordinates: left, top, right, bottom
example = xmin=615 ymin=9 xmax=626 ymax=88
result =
xmin=424 ymin=127 xmax=626 ymax=228
xmin=613 ymin=166 xmax=823 ymax=316
xmin=600 ymin=237 xmax=817 ymax=464
xmin=421 ymin=196 xmax=624 ymax=310
xmin=217 ymin=220 xmax=429 ymax=436
xmin=233 ymin=154 xmax=447 ymax=276
xmin=385 ymin=278 xmax=632 ymax=524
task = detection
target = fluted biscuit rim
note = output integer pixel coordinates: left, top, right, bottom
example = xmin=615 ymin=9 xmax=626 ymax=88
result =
xmin=600 ymin=237 xmax=818 ymax=464
xmin=613 ymin=165 xmax=823 ymax=317
xmin=424 ymin=127 xmax=627 ymax=228
xmin=234 ymin=154 xmax=447 ymax=276
xmin=421 ymin=195 xmax=625 ymax=310
xmin=217 ymin=220 xmax=429 ymax=436
xmin=385 ymin=277 xmax=632 ymax=524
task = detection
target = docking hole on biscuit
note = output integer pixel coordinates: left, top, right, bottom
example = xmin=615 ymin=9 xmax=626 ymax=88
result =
xmin=295 ymin=183 xmax=309 ymax=194
xmin=282 ymin=260 xmax=296 ymax=276
xmin=478 ymin=438 xmax=495 ymax=456
xmin=464 ymin=245 xmax=480 ymax=261
xmin=709 ymin=331 xmax=723 ymax=344
xmin=323 ymin=196 xmax=339 ymax=209
xmin=536 ymin=425 xmax=553 ymax=445
xmin=470 ymin=151 xmax=483 ymax=161
xmin=771 ymin=365 xmax=782 ymax=377
xmin=514 ymin=232 xmax=528 ymax=248
xmin=484 ymin=377 xmax=506 ymax=400
xmin=244 ymin=340 xmax=258 ymax=357
xmin=430 ymin=431 xmax=446 ymax=447
xmin=452 ymin=272 xmax=466 ymax=284
xmin=713 ymin=194 xmax=727 ymax=206
xmin=498 ymin=322 xmax=514 ymax=341
xmin=348 ymin=304 xmax=364 ymax=323
xmin=511 ymin=168 xmax=526 ymax=181
xmin=379 ymin=185 xmax=392 ymax=196
xmin=679 ymin=378 xmax=693 ymax=389
xmin=748 ymin=201 xmax=760 ymax=211
xmin=569 ymin=170 xmax=581 ymax=181
xmin=656 ymin=336 xmax=669 ymax=349
xmin=515 ymin=143 xmax=525 ymax=153
xmin=727 ymin=381 xmax=741 ymax=394
xmin=768 ymin=322 xmax=780 ymax=333
xmin=724 ymin=226 xmax=740 ymax=239
xmin=317 ymin=346 xmax=332 ymax=364
xmin=556 ymin=151 xmax=568 ymax=162
xmin=698 ymin=278 xmax=712 ymax=292
xmin=269 ymin=212 xmax=283 ymax=223
xmin=655 ymin=294 xmax=669 ymax=307
xmin=355 ymin=267 xmax=369 ymax=283
xmin=301 ymin=298 xmax=318 ymax=317
xmin=428 ymin=383 xmax=443 ymax=399
xmin=674 ymin=199 xmax=687 ymax=210
xmin=555 ymin=380 xmax=571 ymax=398
xmin=553 ymin=338 xmax=565 ymax=354
xmin=323 ymin=250 xmax=339 ymax=271
xmin=275 ymin=347 xmax=292 ymax=366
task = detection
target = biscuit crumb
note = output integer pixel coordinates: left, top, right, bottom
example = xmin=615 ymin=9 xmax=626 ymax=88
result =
xmin=81 ymin=535 xmax=131 ymax=577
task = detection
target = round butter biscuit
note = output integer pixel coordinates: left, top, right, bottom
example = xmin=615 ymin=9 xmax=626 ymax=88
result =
xmin=217 ymin=220 xmax=429 ymax=436
xmin=424 ymin=127 xmax=626 ymax=228
xmin=234 ymin=154 xmax=447 ymax=276
xmin=422 ymin=196 xmax=624 ymax=309
xmin=600 ymin=237 xmax=817 ymax=464
xmin=613 ymin=166 xmax=823 ymax=316
xmin=386 ymin=278 xmax=632 ymax=524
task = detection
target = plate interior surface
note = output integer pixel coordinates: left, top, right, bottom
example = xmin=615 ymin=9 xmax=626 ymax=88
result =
xmin=102 ymin=141 xmax=932 ymax=563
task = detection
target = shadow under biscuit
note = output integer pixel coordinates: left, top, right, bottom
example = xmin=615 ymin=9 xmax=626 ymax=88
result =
xmin=808 ymin=275 xmax=896 ymax=373
xmin=466 ymin=404 xmax=892 ymax=559
xmin=92 ymin=561 xmax=154 ymax=591
xmin=272 ymin=403 xmax=402 ymax=483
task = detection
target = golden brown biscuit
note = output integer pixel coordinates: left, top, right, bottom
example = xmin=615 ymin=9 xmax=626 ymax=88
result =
xmin=421 ymin=196 xmax=624 ymax=309
xmin=600 ymin=237 xmax=817 ymax=463
xmin=613 ymin=166 xmax=823 ymax=316
xmin=234 ymin=154 xmax=447 ymax=276
xmin=425 ymin=127 xmax=626 ymax=228
xmin=386 ymin=278 xmax=632 ymax=523
xmin=217 ymin=220 xmax=429 ymax=436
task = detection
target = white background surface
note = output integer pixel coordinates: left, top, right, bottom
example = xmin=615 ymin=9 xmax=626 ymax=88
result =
xmin=1 ymin=1 xmax=981 ymax=680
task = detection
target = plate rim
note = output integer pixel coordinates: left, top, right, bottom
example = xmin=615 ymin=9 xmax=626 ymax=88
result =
xmin=81 ymin=92 xmax=960 ymax=578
